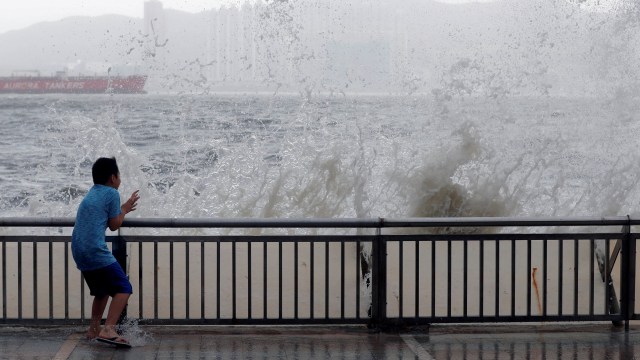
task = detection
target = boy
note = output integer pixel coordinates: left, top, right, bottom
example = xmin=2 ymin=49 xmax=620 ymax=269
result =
xmin=72 ymin=157 xmax=140 ymax=347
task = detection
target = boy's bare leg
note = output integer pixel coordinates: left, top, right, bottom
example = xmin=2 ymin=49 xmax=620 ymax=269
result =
xmin=87 ymin=295 xmax=109 ymax=339
xmin=98 ymin=293 xmax=130 ymax=340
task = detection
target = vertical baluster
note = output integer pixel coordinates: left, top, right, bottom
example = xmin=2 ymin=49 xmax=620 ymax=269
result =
xmin=262 ymin=241 xmax=267 ymax=319
xmin=511 ymin=239 xmax=516 ymax=317
xmin=18 ymin=242 xmax=22 ymax=320
xmin=310 ymin=241 xmax=315 ymax=319
xmin=233 ymin=240 xmax=237 ymax=320
xmin=590 ymin=239 xmax=594 ymax=316
xmin=201 ymin=241 xmax=205 ymax=321
xmin=154 ymin=241 xmax=158 ymax=320
xmin=33 ymin=241 xmax=37 ymax=319
xmin=169 ymin=242 xmax=174 ymax=319
xmin=447 ymin=239 xmax=452 ymax=318
xmin=495 ymin=240 xmax=500 ymax=318
xmin=356 ymin=240 xmax=361 ymax=320
xmin=2 ymin=241 xmax=6 ymax=319
xmin=559 ymin=240 xmax=563 ymax=316
xmin=605 ymin=239 xmax=610 ymax=315
xmin=80 ymin=272 xmax=84 ymax=321
xmin=574 ymin=239 xmax=579 ymax=316
xmin=49 ymin=241 xmax=53 ymax=320
xmin=463 ymin=239 xmax=468 ymax=318
xmin=186 ymin=241 xmax=190 ymax=320
xmin=325 ymin=242 xmax=329 ymax=319
xmin=217 ymin=239 xmax=221 ymax=319
xmin=63 ymin=240 xmax=68 ymax=320
xmin=278 ymin=241 xmax=282 ymax=320
xmin=399 ymin=239 xmax=404 ymax=319
xmin=431 ymin=240 xmax=436 ymax=318
xmin=543 ymin=238 xmax=548 ymax=317
xmin=248 ymin=241 xmax=252 ymax=320
xmin=139 ymin=242 xmax=144 ymax=319
xmin=527 ymin=239 xmax=531 ymax=317
xmin=340 ymin=241 xmax=345 ymax=320
xmin=416 ymin=239 xmax=421 ymax=320
xmin=480 ymin=239 xmax=484 ymax=318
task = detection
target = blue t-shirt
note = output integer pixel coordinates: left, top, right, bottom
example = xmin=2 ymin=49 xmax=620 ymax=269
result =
xmin=71 ymin=184 xmax=122 ymax=271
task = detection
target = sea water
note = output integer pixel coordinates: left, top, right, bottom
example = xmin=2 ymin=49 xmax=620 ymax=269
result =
xmin=1 ymin=94 xmax=639 ymax=222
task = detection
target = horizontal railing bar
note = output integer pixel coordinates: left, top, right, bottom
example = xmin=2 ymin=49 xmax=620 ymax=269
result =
xmin=0 ymin=217 xmax=381 ymax=228
xmin=384 ymin=233 xmax=626 ymax=241
xmin=383 ymin=216 xmax=634 ymax=227
xmin=123 ymin=218 xmax=381 ymax=228
xmin=0 ymin=218 xmax=75 ymax=227
xmin=0 ymin=236 xmax=72 ymax=243
xmin=119 ymin=235 xmax=377 ymax=243
xmin=0 ymin=216 xmax=636 ymax=228
xmin=0 ymin=234 xmax=631 ymax=245
xmin=0 ymin=235 xmax=374 ymax=243
xmin=0 ymin=233 xmax=629 ymax=243
xmin=0 ymin=236 xmax=141 ymax=243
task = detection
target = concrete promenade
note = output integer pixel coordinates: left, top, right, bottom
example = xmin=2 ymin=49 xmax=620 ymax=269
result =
xmin=1 ymin=323 xmax=639 ymax=359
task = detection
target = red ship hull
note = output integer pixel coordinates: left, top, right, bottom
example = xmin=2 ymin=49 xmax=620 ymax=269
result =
xmin=0 ymin=75 xmax=147 ymax=94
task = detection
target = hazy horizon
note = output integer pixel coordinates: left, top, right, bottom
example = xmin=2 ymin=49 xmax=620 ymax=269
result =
xmin=0 ymin=0 xmax=516 ymax=36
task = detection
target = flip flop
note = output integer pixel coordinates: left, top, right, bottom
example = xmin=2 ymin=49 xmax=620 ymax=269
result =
xmin=96 ymin=336 xmax=132 ymax=348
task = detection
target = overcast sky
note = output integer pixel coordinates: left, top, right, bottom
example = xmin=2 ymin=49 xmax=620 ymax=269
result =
xmin=0 ymin=0 xmax=622 ymax=35
xmin=0 ymin=1 xmax=221 ymax=35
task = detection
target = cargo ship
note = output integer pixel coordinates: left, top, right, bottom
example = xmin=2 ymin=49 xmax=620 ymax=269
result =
xmin=0 ymin=71 xmax=147 ymax=94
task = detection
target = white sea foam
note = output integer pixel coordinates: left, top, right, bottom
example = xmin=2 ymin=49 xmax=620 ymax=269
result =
xmin=1 ymin=94 xmax=639 ymax=223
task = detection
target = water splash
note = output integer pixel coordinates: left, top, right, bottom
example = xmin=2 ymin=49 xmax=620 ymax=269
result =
xmin=118 ymin=318 xmax=154 ymax=347
xmin=2 ymin=1 xmax=640 ymax=225
xmin=4 ymin=93 xmax=640 ymax=225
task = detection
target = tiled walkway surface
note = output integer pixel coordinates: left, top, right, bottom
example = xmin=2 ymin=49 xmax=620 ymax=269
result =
xmin=1 ymin=323 xmax=639 ymax=359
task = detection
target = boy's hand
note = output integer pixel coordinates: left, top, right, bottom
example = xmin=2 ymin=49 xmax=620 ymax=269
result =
xmin=122 ymin=190 xmax=140 ymax=214
xmin=109 ymin=190 xmax=140 ymax=231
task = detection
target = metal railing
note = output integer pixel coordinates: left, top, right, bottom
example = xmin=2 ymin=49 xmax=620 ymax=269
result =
xmin=0 ymin=216 xmax=637 ymax=329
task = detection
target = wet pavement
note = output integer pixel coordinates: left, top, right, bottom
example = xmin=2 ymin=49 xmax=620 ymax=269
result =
xmin=1 ymin=323 xmax=639 ymax=359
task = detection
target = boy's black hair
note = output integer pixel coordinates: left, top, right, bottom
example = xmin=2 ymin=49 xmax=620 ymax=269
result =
xmin=92 ymin=157 xmax=119 ymax=185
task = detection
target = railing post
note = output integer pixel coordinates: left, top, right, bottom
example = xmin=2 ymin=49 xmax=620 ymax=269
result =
xmin=112 ymin=232 xmax=128 ymax=326
xmin=112 ymin=234 xmax=127 ymax=272
xmin=621 ymin=216 xmax=636 ymax=331
xmin=370 ymin=218 xmax=387 ymax=330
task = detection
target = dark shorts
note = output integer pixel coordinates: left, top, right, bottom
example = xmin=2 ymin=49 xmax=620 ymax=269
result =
xmin=82 ymin=262 xmax=133 ymax=297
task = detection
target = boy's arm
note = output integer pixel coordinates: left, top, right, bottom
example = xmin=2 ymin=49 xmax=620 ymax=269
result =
xmin=108 ymin=190 xmax=140 ymax=231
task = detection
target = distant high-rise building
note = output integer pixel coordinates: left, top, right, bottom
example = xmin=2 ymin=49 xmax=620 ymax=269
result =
xmin=201 ymin=0 xmax=401 ymax=90
xmin=144 ymin=0 xmax=167 ymax=56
